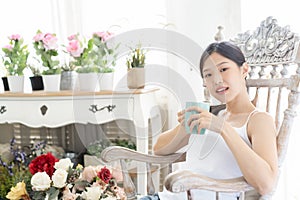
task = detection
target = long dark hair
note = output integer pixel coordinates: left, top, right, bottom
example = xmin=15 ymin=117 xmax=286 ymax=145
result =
xmin=199 ymin=42 xmax=246 ymax=78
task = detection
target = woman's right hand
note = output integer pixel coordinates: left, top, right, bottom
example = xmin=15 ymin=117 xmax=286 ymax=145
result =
xmin=177 ymin=109 xmax=186 ymax=125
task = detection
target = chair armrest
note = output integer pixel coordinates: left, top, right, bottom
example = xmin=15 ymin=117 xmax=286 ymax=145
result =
xmin=101 ymin=146 xmax=184 ymax=164
xmin=164 ymin=170 xmax=254 ymax=193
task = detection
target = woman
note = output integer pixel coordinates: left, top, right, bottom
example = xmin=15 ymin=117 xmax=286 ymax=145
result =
xmin=147 ymin=42 xmax=278 ymax=200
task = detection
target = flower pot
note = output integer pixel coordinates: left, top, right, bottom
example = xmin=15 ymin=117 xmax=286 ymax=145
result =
xmin=42 ymin=74 xmax=61 ymax=92
xmin=98 ymin=72 xmax=114 ymax=91
xmin=30 ymin=76 xmax=44 ymax=91
xmin=78 ymin=73 xmax=99 ymax=92
xmin=127 ymin=68 xmax=145 ymax=89
xmin=2 ymin=77 xmax=10 ymax=91
xmin=7 ymin=76 xmax=25 ymax=93
xmin=60 ymin=71 xmax=78 ymax=90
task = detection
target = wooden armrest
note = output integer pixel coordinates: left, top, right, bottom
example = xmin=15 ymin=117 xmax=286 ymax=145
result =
xmin=101 ymin=146 xmax=184 ymax=164
xmin=164 ymin=170 xmax=254 ymax=193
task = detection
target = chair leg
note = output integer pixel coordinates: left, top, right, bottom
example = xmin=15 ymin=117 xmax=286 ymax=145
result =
xmin=216 ymin=192 xmax=219 ymax=200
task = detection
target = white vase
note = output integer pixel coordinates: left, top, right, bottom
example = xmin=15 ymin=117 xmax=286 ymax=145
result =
xmin=78 ymin=72 xmax=99 ymax=92
xmin=98 ymin=72 xmax=114 ymax=91
xmin=7 ymin=76 xmax=25 ymax=93
xmin=42 ymin=74 xmax=61 ymax=92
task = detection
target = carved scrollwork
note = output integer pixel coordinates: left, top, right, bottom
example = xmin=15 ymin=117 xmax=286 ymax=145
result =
xmin=231 ymin=16 xmax=299 ymax=65
xmin=89 ymin=104 xmax=116 ymax=113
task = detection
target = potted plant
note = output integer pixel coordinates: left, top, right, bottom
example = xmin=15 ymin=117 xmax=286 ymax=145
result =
xmin=91 ymin=31 xmax=119 ymax=91
xmin=126 ymin=45 xmax=146 ymax=89
xmin=60 ymin=64 xmax=78 ymax=91
xmin=66 ymin=33 xmax=99 ymax=91
xmin=33 ymin=30 xmax=61 ymax=92
xmin=2 ymin=34 xmax=29 ymax=92
xmin=29 ymin=65 xmax=44 ymax=91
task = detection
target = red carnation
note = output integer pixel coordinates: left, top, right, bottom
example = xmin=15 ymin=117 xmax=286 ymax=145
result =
xmin=29 ymin=152 xmax=58 ymax=177
xmin=97 ymin=167 xmax=112 ymax=184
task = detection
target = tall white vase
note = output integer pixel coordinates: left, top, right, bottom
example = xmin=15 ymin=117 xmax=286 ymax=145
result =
xmin=98 ymin=72 xmax=114 ymax=91
xmin=7 ymin=76 xmax=25 ymax=93
xmin=78 ymin=73 xmax=99 ymax=92
xmin=42 ymin=74 xmax=61 ymax=92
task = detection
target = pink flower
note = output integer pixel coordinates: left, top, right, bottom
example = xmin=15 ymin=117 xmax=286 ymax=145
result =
xmin=33 ymin=33 xmax=44 ymax=42
xmin=67 ymin=34 xmax=77 ymax=41
xmin=94 ymin=31 xmax=113 ymax=41
xmin=67 ymin=40 xmax=83 ymax=57
xmin=9 ymin=34 xmax=21 ymax=41
xmin=3 ymin=45 xmax=13 ymax=51
xmin=81 ymin=166 xmax=97 ymax=182
xmin=42 ymin=33 xmax=58 ymax=50
xmin=62 ymin=187 xmax=78 ymax=200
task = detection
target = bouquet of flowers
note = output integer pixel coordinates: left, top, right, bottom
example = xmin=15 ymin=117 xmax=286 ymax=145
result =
xmin=66 ymin=33 xmax=97 ymax=73
xmin=33 ymin=30 xmax=61 ymax=75
xmin=2 ymin=34 xmax=29 ymax=76
xmin=6 ymin=152 xmax=126 ymax=200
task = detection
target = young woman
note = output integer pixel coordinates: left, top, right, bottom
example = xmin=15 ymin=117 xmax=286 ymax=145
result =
xmin=150 ymin=42 xmax=278 ymax=200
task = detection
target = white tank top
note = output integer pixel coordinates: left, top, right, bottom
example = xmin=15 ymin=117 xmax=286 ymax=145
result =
xmin=159 ymin=109 xmax=257 ymax=200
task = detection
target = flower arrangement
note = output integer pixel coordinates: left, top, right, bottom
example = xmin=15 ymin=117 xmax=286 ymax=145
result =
xmin=33 ymin=30 xmax=61 ymax=75
xmin=2 ymin=34 xmax=29 ymax=76
xmin=91 ymin=31 xmax=119 ymax=73
xmin=6 ymin=152 xmax=126 ymax=200
xmin=66 ymin=33 xmax=98 ymax=73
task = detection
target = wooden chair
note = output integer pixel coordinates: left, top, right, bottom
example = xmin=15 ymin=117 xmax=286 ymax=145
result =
xmin=101 ymin=17 xmax=300 ymax=200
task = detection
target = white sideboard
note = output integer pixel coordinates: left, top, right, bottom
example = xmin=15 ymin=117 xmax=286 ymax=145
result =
xmin=0 ymin=88 xmax=162 ymax=195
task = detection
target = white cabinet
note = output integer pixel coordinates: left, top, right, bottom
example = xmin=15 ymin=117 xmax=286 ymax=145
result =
xmin=0 ymin=89 xmax=162 ymax=195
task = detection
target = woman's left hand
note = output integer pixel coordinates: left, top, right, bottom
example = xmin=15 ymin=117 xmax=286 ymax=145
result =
xmin=186 ymin=106 xmax=227 ymax=134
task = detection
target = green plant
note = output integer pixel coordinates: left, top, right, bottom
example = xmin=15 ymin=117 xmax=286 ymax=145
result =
xmin=126 ymin=45 xmax=146 ymax=69
xmin=2 ymin=34 xmax=29 ymax=76
xmin=91 ymin=31 xmax=119 ymax=73
xmin=33 ymin=30 xmax=61 ymax=75
xmin=29 ymin=65 xmax=42 ymax=76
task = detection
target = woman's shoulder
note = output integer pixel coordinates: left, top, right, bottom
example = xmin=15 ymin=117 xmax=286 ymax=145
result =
xmin=248 ymin=110 xmax=276 ymax=135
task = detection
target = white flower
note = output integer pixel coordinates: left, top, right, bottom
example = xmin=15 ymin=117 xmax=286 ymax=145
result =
xmin=52 ymin=168 xmax=68 ymax=188
xmin=31 ymin=172 xmax=51 ymax=191
xmin=81 ymin=186 xmax=102 ymax=200
xmin=54 ymin=158 xmax=73 ymax=171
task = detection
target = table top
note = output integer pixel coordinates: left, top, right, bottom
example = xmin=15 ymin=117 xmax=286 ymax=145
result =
xmin=0 ymin=88 xmax=159 ymax=97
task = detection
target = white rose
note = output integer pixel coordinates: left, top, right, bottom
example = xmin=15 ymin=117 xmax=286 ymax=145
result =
xmin=31 ymin=172 xmax=51 ymax=191
xmin=52 ymin=168 xmax=68 ymax=188
xmin=81 ymin=186 xmax=102 ymax=200
xmin=54 ymin=158 xmax=73 ymax=171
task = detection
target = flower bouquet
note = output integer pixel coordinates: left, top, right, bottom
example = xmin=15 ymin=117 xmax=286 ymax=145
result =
xmin=6 ymin=152 xmax=126 ymax=200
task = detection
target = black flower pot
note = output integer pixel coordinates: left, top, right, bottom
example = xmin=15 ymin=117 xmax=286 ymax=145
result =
xmin=2 ymin=77 xmax=9 ymax=91
xmin=30 ymin=76 xmax=44 ymax=91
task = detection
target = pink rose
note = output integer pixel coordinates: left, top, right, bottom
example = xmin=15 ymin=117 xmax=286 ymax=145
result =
xmin=42 ymin=33 xmax=58 ymax=50
xmin=94 ymin=31 xmax=113 ymax=41
xmin=9 ymin=34 xmax=21 ymax=41
xmin=67 ymin=34 xmax=77 ymax=41
xmin=67 ymin=40 xmax=83 ymax=57
xmin=3 ymin=45 xmax=13 ymax=51
xmin=81 ymin=166 xmax=97 ymax=182
xmin=33 ymin=33 xmax=44 ymax=42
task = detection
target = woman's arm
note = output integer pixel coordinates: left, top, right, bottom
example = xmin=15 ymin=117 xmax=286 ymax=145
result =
xmin=153 ymin=124 xmax=190 ymax=155
xmin=221 ymin=112 xmax=278 ymax=195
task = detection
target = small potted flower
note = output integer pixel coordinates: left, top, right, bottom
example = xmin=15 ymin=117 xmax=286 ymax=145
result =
xmin=126 ymin=45 xmax=146 ymax=89
xmin=33 ymin=30 xmax=61 ymax=92
xmin=91 ymin=31 xmax=119 ymax=91
xmin=66 ymin=33 xmax=99 ymax=91
xmin=2 ymin=34 xmax=29 ymax=92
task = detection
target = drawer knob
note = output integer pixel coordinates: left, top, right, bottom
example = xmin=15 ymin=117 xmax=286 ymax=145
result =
xmin=0 ymin=106 xmax=7 ymax=114
xmin=89 ymin=104 xmax=116 ymax=113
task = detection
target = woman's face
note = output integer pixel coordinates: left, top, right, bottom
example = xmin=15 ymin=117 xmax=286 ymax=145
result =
xmin=202 ymin=52 xmax=247 ymax=103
